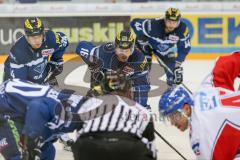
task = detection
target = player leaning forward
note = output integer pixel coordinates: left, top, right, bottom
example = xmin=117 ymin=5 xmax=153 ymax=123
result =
xmin=159 ymin=52 xmax=240 ymax=159
xmin=76 ymin=31 xmax=150 ymax=108
xmin=3 ymin=17 xmax=68 ymax=85
xmin=0 ymin=78 xmax=157 ymax=160
xmin=131 ymin=7 xmax=191 ymax=86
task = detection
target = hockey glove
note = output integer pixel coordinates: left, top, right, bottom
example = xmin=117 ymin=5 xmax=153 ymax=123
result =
xmin=47 ymin=77 xmax=59 ymax=86
xmin=173 ymin=66 xmax=183 ymax=85
xmin=44 ymin=61 xmax=63 ymax=85
xmin=86 ymin=85 xmax=103 ymax=97
xmin=20 ymin=135 xmax=42 ymax=160
xmin=104 ymin=69 xmax=128 ymax=92
xmin=88 ymin=57 xmax=102 ymax=73
xmin=46 ymin=61 xmax=63 ymax=77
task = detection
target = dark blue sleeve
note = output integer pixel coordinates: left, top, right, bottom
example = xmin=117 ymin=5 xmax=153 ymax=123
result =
xmin=130 ymin=18 xmax=147 ymax=37
xmin=75 ymin=41 xmax=98 ymax=65
xmin=176 ymin=26 xmax=191 ymax=63
xmin=131 ymin=55 xmax=150 ymax=108
xmin=23 ymin=98 xmax=57 ymax=139
xmin=132 ymin=75 xmax=150 ymax=108
xmin=8 ymin=51 xmax=28 ymax=80
xmin=50 ymin=32 xmax=69 ymax=64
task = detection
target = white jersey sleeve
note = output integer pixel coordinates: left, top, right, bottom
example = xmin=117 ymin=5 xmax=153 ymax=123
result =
xmin=191 ymin=86 xmax=240 ymax=159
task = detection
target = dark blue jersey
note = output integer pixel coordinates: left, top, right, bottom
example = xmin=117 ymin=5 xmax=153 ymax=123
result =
xmin=0 ymin=79 xmax=83 ymax=120
xmin=0 ymin=79 xmax=85 ymax=143
xmin=76 ymin=41 xmax=150 ymax=107
xmin=131 ymin=18 xmax=191 ymax=63
xmin=4 ymin=30 xmax=68 ymax=84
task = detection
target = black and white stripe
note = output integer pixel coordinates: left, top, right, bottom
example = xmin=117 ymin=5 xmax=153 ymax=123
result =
xmin=77 ymin=95 xmax=150 ymax=138
xmin=77 ymin=95 xmax=157 ymax=158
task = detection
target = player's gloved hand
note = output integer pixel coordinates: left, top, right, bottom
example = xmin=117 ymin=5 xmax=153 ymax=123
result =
xmin=86 ymin=85 xmax=103 ymax=97
xmin=46 ymin=61 xmax=63 ymax=77
xmin=20 ymin=135 xmax=42 ymax=160
xmin=44 ymin=61 xmax=63 ymax=85
xmin=88 ymin=58 xmax=102 ymax=73
xmin=104 ymin=70 xmax=127 ymax=91
xmin=47 ymin=77 xmax=58 ymax=86
xmin=173 ymin=66 xmax=183 ymax=85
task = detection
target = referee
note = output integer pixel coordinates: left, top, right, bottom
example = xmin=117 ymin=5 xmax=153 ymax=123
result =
xmin=72 ymin=71 xmax=157 ymax=160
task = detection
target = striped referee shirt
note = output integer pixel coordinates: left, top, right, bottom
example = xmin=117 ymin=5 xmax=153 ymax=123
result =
xmin=76 ymin=95 xmax=157 ymax=158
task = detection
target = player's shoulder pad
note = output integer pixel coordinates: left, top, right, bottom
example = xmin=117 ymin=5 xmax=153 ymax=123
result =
xmin=176 ymin=21 xmax=190 ymax=38
xmin=142 ymin=18 xmax=153 ymax=36
xmin=130 ymin=18 xmax=145 ymax=27
xmin=10 ymin=36 xmax=29 ymax=64
xmin=142 ymin=18 xmax=162 ymax=37
xmin=76 ymin=41 xmax=95 ymax=54
xmin=45 ymin=30 xmax=69 ymax=49
xmin=131 ymin=49 xmax=144 ymax=60
xmin=101 ymin=42 xmax=115 ymax=53
xmin=129 ymin=49 xmax=148 ymax=70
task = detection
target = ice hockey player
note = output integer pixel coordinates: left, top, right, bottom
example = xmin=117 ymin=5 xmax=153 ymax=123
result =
xmin=131 ymin=7 xmax=191 ymax=86
xmin=3 ymin=17 xmax=69 ymax=85
xmin=0 ymin=78 xmax=83 ymax=160
xmin=159 ymin=52 xmax=240 ymax=159
xmin=75 ymin=30 xmax=150 ymax=108
xmin=0 ymin=77 xmax=156 ymax=160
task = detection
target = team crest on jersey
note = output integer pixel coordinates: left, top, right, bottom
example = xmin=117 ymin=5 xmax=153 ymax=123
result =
xmin=0 ymin=138 xmax=8 ymax=151
xmin=168 ymin=35 xmax=179 ymax=41
xmin=34 ymin=62 xmax=46 ymax=74
xmin=41 ymin=48 xmax=54 ymax=56
xmin=157 ymin=44 xmax=170 ymax=53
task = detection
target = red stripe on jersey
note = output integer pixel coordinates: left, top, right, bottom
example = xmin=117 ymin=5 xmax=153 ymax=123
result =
xmin=212 ymin=52 xmax=240 ymax=91
xmin=212 ymin=122 xmax=240 ymax=160
xmin=221 ymin=95 xmax=240 ymax=107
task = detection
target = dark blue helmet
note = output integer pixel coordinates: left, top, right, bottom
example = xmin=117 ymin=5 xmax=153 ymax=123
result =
xmin=159 ymin=86 xmax=193 ymax=116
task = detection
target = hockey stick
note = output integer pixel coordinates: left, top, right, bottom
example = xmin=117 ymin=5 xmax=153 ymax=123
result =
xmin=43 ymin=71 xmax=53 ymax=84
xmin=155 ymin=55 xmax=192 ymax=94
xmin=154 ymin=55 xmax=190 ymax=159
xmin=154 ymin=129 xmax=187 ymax=160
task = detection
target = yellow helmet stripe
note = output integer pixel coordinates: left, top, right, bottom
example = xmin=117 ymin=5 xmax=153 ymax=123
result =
xmin=129 ymin=32 xmax=134 ymax=41
xmin=36 ymin=18 xmax=42 ymax=28
xmin=24 ymin=19 xmax=33 ymax=30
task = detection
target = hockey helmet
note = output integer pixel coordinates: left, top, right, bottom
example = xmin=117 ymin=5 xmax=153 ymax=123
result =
xmin=115 ymin=31 xmax=135 ymax=49
xmin=165 ymin=7 xmax=181 ymax=21
xmin=24 ymin=17 xmax=44 ymax=36
xmin=159 ymin=86 xmax=193 ymax=116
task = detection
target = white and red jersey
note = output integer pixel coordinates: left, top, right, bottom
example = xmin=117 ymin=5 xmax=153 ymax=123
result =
xmin=202 ymin=51 xmax=240 ymax=91
xmin=190 ymin=52 xmax=240 ymax=160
